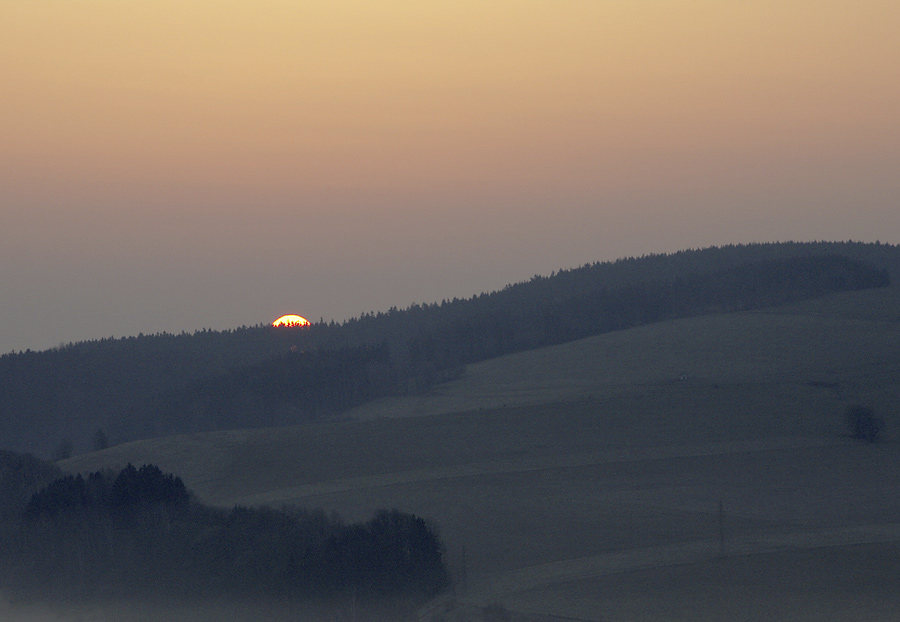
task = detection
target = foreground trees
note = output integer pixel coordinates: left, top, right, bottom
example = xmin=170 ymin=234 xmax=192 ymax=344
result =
xmin=2 ymin=463 xmax=447 ymax=603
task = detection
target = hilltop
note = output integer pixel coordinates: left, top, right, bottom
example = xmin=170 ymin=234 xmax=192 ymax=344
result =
xmin=2 ymin=241 xmax=898 ymax=458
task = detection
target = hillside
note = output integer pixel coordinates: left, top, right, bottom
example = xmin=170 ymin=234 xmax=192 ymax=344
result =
xmin=59 ymin=285 xmax=900 ymax=620
xmin=2 ymin=241 xmax=898 ymax=458
xmin=341 ymin=286 xmax=900 ymax=422
xmin=61 ymin=285 xmax=900 ymax=499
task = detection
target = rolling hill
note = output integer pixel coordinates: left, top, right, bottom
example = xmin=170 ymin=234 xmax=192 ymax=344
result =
xmin=59 ymin=284 xmax=900 ymax=621
xmin=3 ymin=241 xmax=899 ymax=458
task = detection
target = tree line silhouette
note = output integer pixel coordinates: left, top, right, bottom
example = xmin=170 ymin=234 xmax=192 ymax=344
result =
xmin=2 ymin=461 xmax=446 ymax=602
xmin=0 ymin=242 xmax=897 ymax=457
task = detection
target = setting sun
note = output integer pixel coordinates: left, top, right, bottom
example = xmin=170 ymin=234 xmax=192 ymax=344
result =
xmin=272 ymin=314 xmax=310 ymax=327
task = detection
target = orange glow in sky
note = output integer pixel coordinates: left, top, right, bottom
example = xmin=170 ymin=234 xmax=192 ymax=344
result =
xmin=1 ymin=0 xmax=898 ymax=353
xmin=3 ymin=1 xmax=897 ymax=200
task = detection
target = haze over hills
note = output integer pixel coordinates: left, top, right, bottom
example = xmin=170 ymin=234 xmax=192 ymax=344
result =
xmin=2 ymin=241 xmax=899 ymax=458
xmin=3 ymin=240 xmax=899 ymax=620
xmin=63 ymin=284 xmax=900 ymax=500
xmin=58 ymin=276 xmax=900 ymax=621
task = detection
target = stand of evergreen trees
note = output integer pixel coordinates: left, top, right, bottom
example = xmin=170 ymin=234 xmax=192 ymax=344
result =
xmin=1 ymin=462 xmax=447 ymax=603
xmin=0 ymin=449 xmax=63 ymax=520
xmin=1 ymin=242 xmax=897 ymax=457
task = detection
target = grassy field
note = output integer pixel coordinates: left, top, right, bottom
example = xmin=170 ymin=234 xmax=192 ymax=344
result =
xmin=60 ymin=287 xmax=900 ymax=620
xmin=510 ymin=543 xmax=900 ymax=622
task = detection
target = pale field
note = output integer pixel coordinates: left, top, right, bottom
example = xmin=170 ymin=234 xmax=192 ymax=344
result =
xmin=509 ymin=544 xmax=900 ymax=622
xmin=59 ymin=287 xmax=900 ymax=620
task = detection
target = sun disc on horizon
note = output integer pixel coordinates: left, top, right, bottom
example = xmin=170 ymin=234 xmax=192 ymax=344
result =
xmin=272 ymin=314 xmax=310 ymax=327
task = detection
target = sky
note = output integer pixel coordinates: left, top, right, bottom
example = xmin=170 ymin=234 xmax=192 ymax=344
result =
xmin=2 ymin=1 xmax=899 ymax=354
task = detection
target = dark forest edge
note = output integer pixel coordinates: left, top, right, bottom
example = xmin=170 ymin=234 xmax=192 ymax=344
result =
xmin=2 ymin=241 xmax=898 ymax=457
xmin=0 ymin=459 xmax=447 ymax=604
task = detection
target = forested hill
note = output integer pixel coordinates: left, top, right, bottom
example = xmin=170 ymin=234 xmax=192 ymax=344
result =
xmin=1 ymin=241 xmax=898 ymax=458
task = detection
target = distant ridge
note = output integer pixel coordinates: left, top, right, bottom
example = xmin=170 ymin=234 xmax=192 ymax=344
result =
xmin=1 ymin=241 xmax=897 ymax=458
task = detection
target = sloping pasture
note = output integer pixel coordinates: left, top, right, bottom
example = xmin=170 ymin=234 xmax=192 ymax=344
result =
xmin=61 ymin=287 xmax=900 ymax=620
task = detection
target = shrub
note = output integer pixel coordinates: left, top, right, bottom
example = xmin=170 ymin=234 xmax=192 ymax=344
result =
xmin=846 ymin=405 xmax=883 ymax=443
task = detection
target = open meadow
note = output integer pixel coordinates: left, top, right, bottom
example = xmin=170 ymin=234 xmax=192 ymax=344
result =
xmin=61 ymin=287 xmax=900 ymax=620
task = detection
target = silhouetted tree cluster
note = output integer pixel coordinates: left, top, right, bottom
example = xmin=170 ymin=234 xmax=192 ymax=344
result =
xmin=0 ymin=450 xmax=62 ymax=521
xmin=155 ymin=343 xmax=399 ymax=434
xmin=845 ymin=405 xmax=884 ymax=443
xmin=1 ymin=242 xmax=897 ymax=457
xmin=192 ymin=506 xmax=446 ymax=599
xmin=26 ymin=463 xmax=189 ymax=519
xmin=2 ymin=463 xmax=446 ymax=602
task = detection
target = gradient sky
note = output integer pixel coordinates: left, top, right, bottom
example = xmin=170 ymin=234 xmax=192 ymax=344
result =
xmin=2 ymin=1 xmax=899 ymax=354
